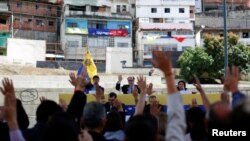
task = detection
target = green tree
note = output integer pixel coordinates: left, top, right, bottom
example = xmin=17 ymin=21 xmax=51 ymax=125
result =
xmin=178 ymin=48 xmax=214 ymax=82
xmin=178 ymin=32 xmax=250 ymax=83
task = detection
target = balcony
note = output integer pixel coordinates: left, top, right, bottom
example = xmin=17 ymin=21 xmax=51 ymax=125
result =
xmin=139 ymin=23 xmax=193 ymax=30
xmin=67 ymin=10 xmax=132 ymax=19
xmin=10 ymin=3 xmax=58 ymax=17
xmin=136 ymin=0 xmax=195 ymax=6
xmin=0 ymin=24 xmax=10 ymax=32
xmin=0 ymin=2 xmax=8 ymax=12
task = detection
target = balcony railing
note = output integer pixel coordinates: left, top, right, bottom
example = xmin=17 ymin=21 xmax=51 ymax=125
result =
xmin=10 ymin=5 xmax=58 ymax=17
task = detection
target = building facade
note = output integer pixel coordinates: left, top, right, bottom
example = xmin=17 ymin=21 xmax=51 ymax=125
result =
xmin=135 ymin=0 xmax=196 ymax=66
xmin=9 ymin=0 xmax=63 ymax=60
xmin=61 ymin=0 xmax=133 ymax=61
xmin=0 ymin=0 xmax=11 ymax=55
xmin=195 ymin=0 xmax=250 ymax=47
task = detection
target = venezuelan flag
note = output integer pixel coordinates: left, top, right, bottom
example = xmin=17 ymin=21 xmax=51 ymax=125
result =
xmin=77 ymin=50 xmax=97 ymax=83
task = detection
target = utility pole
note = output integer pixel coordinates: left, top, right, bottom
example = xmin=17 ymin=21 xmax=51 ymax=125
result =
xmin=223 ymin=0 xmax=228 ymax=76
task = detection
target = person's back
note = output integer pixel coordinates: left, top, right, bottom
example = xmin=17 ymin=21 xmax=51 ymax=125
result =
xmin=23 ymin=100 xmax=62 ymax=141
xmin=125 ymin=114 xmax=158 ymax=141
xmin=42 ymin=112 xmax=79 ymax=141
xmin=83 ymin=102 xmax=107 ymax=141
xmin=103 ymin=111 xmax=125 ymax=141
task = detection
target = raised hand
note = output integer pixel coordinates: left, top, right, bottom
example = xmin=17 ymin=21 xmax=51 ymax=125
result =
xmin=193 ymin=75 xmax=210 ymax=111
xmin=151 ymin=50 xmax=177 ymax=94
xmin=224 ymin=66 xmax=239 ymax=93
xmin=151 ymin=50 xmax=173 ymax=75
xmin=137 ymin=75 xmax=147 ymax=94
xmin=0 ymin=78 xmax=15 ymax=96
xmin=193 ymin=75 xmax=204 ymax=93
xmin=69 ymin=72 xmax=77 ymax=87
xmin=0 ymin=78 xmax=18 ymax=130
xmin=75 ymin=70 xmax=88 ymax=92
xmin=118 ymin=75 xmax=123 ymax=83
xmin=132 ymin=87 xmax=139 ymax=104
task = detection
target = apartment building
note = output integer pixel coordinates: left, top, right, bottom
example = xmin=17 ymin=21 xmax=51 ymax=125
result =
xmin=61 ymin=0 xmax=133 ymax=61
xmin=195 ymin=0 xmax=250 ymax=47
xmin=135 ymin=0 xmax=196 ymax=66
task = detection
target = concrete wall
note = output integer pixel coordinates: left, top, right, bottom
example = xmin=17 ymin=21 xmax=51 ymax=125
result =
xmin=7 ymin=38 xmax=46 ymax=66
xmin=106 ymin=47 xmax=133 ymax=73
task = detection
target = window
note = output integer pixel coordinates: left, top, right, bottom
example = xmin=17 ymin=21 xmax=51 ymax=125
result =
xmin=167 ymin=32 xmax=172 ymax=37
xmin=152 ymin=18 xmax=163 ymax=23
xmin=36 ymin=20 xmax=44 ymax=26
xmin=117 ymin=43 xmax=129 ymax=48
xmin=48 ymin=21 xmax=54 ymax=26
xmin=118 ymin=25 xmax=126 ymax=29
xmin=88 ymin=36 xmax=109 ymax=48
xmin=243 ymin=32 xmax=249 ymax=38
xmin=190 ymin=10 xmax=194 ymax=14
xmin=109 ymin=37 xmax=114 ymax=47
xmin=0 ymin=19 xmax=6 ymax=24
xmin=68 ymin=22 xmax=77 ymax=28
xmin=82 ymin=36 xmax=88 ymax=47
xmin=116 ymin=5 xmax=121 ymax=13
xmin=151 ymin=8 xmax=157 ymax=13
xmin=165 ymin=8 xmax=170 ymax=13
xmin=131 ymin=4 xmax=135 ymax=8
xmin=35 ymin=5 xmax=39 ymax=10
xmin=14 ymin=18 xmax=20 ymax=21
xmin=88 ymin=21 xmax=107 ymax=29
xmin=122 ymin=5 xmax=127 ymax=12
xmin=67 ymin=41 xmax=79 ymax=48
xmin=179 ymin=8 xmax=185 ymax=13
xmin=28 ymin=19 xmax=32 ymax=22
xmin=17 ymin=2 xmax=22 ymax=8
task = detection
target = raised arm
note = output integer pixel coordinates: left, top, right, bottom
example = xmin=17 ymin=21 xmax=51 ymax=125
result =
xmin=115 ymin=75 xmax=123 ymax=91
xmin=152 ymin=50 xmax=186 ymax=141
xmin=1 ymin=78 xmax=26 ymax=141
xmin=224 ymin=66 xmax=245 ymax=107
xmin=134 ymin=75 xmax=147 ymax=116
xmin=193 ymin=75 xmax=210 ymax=111
xmin=67 ymin=72 xmax=88 ymax=125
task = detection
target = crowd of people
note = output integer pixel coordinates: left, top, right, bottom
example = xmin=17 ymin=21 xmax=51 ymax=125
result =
xmin=0 ymin=50 xmax=249 ymax=141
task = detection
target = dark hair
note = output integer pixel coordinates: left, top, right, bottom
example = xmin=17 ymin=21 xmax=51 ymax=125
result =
xmin=125 ymin=114 xmax=158 ymax=141
xmin=36 ymin=100 xmax=62 ymax=123
xmin=177 ymin=80 xmax=187 ymax=91
xmin=104 ymin=110 xmax=123 ymax=132
xmin=208 ymin=101 xmax=231 ymax=131
xmin=231 ymin=98 xmax=250 ymax=132
xmin=93 ymin=75 xmax=99 ymax=79
xmin=83 ymin=102 xmax=106 ymax=129
xmin=186 ymin=107 xmax=207 ymax=140
xmin=43 ymin=112 xmax=79 ymax=141
xmin=109 ymin=92 xmax=117 ymax=98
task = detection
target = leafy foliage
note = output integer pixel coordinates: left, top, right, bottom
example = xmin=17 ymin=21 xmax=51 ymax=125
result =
xmin=178 ymin=48 xmax=213 ymax=82
xmin=178 ymin=32 xmax=250 ymax=83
